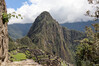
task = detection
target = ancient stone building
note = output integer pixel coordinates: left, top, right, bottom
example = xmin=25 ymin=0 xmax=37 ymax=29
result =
xmin=0 ymin=0 xmax=8 ymax=65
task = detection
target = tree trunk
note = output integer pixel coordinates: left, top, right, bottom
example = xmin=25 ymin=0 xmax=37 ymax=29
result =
xmin=0 ymin=0 xmax=8 ymax=65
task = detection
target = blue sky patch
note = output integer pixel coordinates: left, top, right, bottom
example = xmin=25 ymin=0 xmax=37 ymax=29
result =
xmin=5 ymin=0 xmax=31 ymax=10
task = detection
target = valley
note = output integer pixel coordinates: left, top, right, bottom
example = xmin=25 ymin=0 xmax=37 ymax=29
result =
xmin=8 ymin=11 xmax=86 ymax=66
xmin=0 ymin=0 xmax=99 ymax=65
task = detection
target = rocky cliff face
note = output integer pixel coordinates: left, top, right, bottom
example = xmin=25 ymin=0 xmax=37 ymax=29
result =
xmin=0 ymin=0 xmax=8 ymax=65
xmin=27 ymin=11 xmax=85 ymax=63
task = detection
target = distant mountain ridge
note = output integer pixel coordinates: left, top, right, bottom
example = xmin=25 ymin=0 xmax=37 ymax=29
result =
xmin=8 ymin=19 xmax=98 ymax=40
xmin=61 ymin=21 xmax=99 ymax=32
xmin=8 ymin=23 xmax=32 ymax=40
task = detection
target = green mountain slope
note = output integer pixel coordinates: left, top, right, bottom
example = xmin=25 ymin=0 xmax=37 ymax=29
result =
xmin=26 ymin=11 xmax=85 ymax=63
xmin=8 ymin=23 xmax=32 ymax=40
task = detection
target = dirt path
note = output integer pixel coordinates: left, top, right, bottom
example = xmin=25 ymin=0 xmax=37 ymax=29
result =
xmin=1 ymin=59 xmax=42 ymax=66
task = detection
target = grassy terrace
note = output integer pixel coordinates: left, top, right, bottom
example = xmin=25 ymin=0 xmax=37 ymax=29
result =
xmin=10 ymin=53 xmax=27 ymax=61
xmin=61 ymin=62 xmax=67 ymax=66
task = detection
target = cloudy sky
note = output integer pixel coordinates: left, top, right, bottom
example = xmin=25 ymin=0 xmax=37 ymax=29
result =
xmin=5 ymin=0 xmax=93 ymax=24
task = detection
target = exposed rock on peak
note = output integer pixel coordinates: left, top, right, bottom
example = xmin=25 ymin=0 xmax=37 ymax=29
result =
xmin=28 ymin=11 xmax=58 ymax=37
xmin=40 ymin=11 xmax=51 ymax=17
xmin=35 ymin=11 xmax=55 ymax=24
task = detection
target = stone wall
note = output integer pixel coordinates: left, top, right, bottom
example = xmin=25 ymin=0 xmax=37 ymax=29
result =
xmin=0 ymin=0 xmax=8 ymax=65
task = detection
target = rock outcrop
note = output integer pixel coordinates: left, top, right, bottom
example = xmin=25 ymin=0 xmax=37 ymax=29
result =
xmin=0 ymin=0 xmax=8 ymax=65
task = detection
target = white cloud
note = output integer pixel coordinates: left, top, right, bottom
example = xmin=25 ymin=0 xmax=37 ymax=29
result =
xmin=7 ymin=0 xmax=93 ymax=24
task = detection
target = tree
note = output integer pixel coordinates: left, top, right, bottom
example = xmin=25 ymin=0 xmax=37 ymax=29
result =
xmin=0 ymin=0 xmax=8 ymax=65
xmin=76 ymin=0 xmax=99 ymax=66
xmin=76 ymin=24 xmax=99 ymax=66
xmin=86 ymin=0 xmax=99 ymax=20
xmin=2 ymin=12 xmax=23 ymax=24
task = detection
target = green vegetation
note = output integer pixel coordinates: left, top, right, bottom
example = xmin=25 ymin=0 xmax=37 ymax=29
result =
xmin=76 ymin=23 xmax=99 ymax=66
xmin=2 ymin=12 xmax=23 ymax=24
xmin=16 ymin=36 xmax=37 ymax=49
xmin=2 ymin=13 xmax=10 ymax=24
xmin=8 ymin=23 xmax=32 ymax=40
xmin=76 ymin=0 xmax=99 ymax=66
xmin=25 ymin=50 xmax=32 ymax=59
xmin=9 ymin=41 xmax=17 ymax=51
xmin=9 ymin=37 xmax=28 ymax=61
xmin=10 ymin=53 xmax=27 ymax=61
xmin=9 ymin=37 xmax=17 ymax=51
xmin=61 ymin=61 xmax=67 ymax=66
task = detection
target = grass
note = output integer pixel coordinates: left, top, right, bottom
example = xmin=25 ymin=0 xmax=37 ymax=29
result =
xmin=10 ymin=50 xmax=17 ymax=54
xmin=38 ymin=55 xmax=48 ymax=58
xmin=11 ymin=53 xmax=27 ymax=61
xmin=32 ymin=57 xmax=36 ymax=61
xmin=32 ymin=55 xmax=48 ymax=61
xmin=61 ymin=61 xmax=67 ymax=66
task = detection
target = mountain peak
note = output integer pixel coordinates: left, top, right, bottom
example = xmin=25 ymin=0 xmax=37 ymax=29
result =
xmin=35 ymin=11 xmax=54 ymax=23
xmin=40 ymin=11 xmax=50 ymax=16
xmin=27 ymin=11 xmax=85 ymax=63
